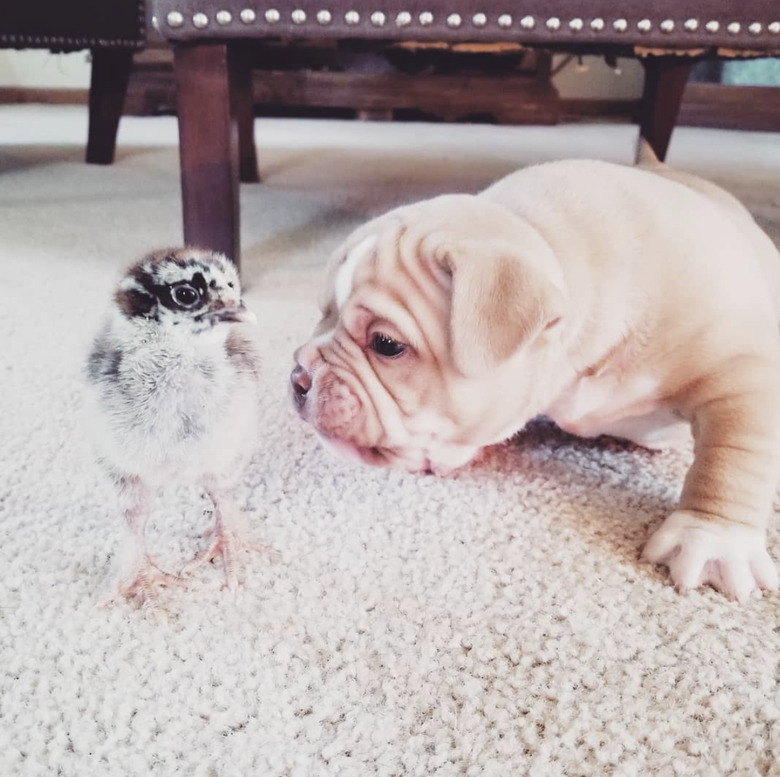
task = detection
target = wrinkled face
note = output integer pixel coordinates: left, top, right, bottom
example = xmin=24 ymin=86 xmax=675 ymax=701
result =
xmin=114 ymin=248 xmax=253 ymax=333
xmin=290 ymin=196 xmax=564 ymax=475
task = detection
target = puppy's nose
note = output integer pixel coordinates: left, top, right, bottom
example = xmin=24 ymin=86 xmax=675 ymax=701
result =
xmin=290 ymin=364 xmax=311 ymax=408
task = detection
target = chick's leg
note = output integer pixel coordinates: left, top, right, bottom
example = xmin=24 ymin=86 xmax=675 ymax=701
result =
xmin=101 ymin=476 xmax=185 ymax=616
xmin=182 ymin=482 xmax=274 ymax=592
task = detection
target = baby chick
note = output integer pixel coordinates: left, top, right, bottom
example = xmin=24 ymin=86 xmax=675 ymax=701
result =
xmin=85 ymin=248 xmax=268 ymax=615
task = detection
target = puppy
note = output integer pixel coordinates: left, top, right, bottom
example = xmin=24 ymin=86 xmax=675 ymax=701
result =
xmin=290 ymin=146 xmax=780 ymax=602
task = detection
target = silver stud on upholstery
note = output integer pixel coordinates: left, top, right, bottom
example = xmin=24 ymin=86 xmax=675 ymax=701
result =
xmin=660 ymin=19 xmax=674 ymax=32
xmin=590 ymin=18 xmax=605 ymax=31
xmin=546 ymin=17 xmax=561 ymax=30
xmin=166 ymin=11 xmax=184 ymax=27
xmin=472 ymin=13 xmax=487 ymax=27
xmin=748 ymin=22 xmax=762 ymax=34
xmin=727 ymin=21 xmax=741 ymax=34
xmin=705 ymin=20 xmax=720 ymax=33
xmin=613 ymin=18 xmax=628 ymax=32
xmin=520 ymin=16 xmax=535 ymax=30
xmin=769 ymin=21 xmax=780 ymax=34
xmin=497 ymin=14 xmax=512 ymax=28
xmin=637 ymin=19 xmax=652 ymax=33
xmin=345 ymin=10 xmax=360 ymax=24
xmin=447 ymin=13 xmax=462 ymax=28
xmin=396 ymin=11 xmax=411 ymax=26
xmin=370 ymin=11 xmax=386 ymax=26
xmin=291 ymin=8 xmax=306 ymax=23
xmin=569 ymin=18 xmax=583 ymax=31
xmin=265 ymin=8 xmax=281 ymax=23
xmin=239 ymin=8 xmax=256 ymax=23
xmin=683 ymin=18 xmax=698 ymax=31
xmin=419 ymin=11 xmax=433 ymax=26
xmin=316 ymin=9 xmax=332 ymax=24
xmin=215 ymin=10 xmax=232 ymax=25
xmin=192 ymin=12 xmax=208 ymax=28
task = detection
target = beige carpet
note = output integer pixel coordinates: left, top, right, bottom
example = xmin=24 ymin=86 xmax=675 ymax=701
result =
xmin=1 ymin=105 xmax=779 ymax=776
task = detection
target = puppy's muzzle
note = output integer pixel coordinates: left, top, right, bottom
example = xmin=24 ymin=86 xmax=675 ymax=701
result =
xmin=290 ymin=364 xmax=311 ymax=410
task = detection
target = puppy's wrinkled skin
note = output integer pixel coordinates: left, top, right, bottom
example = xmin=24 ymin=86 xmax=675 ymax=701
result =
xmin=291 ymin=147 xmax=780 ymax=601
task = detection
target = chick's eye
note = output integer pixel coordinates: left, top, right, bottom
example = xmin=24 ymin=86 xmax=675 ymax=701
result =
xmin=370 ymin=333 xmax=406 ymax=358
xmin=172 ymin=283 xmax=199 ymax=307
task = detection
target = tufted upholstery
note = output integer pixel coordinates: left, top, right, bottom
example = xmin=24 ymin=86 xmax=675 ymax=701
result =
xmin=153 ymin=0 xmax=780 ymax=51
xmin=1 ymin=0 xmax=146 ymax=50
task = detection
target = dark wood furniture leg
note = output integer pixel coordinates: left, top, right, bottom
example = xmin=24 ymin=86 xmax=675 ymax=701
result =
xmin=173 ymin=43 xmax=241 ymax=267
xmin=638 ymin=56 xmax=694 ymax=162
xmin=235 ymin=44 xmax=260 ymax=184
xmin=86 ymin=48 xmax=134 ymax=165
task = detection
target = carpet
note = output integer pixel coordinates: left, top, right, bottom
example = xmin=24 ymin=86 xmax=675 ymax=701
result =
xmin=1 ymin=105 xmax=779 ymax=777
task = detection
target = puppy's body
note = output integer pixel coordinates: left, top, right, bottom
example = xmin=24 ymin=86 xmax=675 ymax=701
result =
xmin=292 ymin=154 xmax=780 ymax=601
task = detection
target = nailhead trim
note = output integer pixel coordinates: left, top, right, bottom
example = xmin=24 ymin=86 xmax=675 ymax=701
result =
xmin=160 ymin=10 xmax=780 ymax=38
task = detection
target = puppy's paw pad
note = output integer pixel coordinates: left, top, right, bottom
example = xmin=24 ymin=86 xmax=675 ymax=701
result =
xmin=642 ymin=511 xmax=778 ymax=601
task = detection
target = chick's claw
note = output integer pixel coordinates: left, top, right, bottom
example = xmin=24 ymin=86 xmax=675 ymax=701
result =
xmin=100 ymin=558 xmax=187 ymax=622
xmin=182 ymin=524 xmax=277 ymax=592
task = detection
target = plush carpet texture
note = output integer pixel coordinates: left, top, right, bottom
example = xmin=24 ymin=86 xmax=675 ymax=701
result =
xmin=1 ymin=105 xmax=779 ymax=777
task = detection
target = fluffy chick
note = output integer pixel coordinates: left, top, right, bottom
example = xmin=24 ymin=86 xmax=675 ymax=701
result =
xmin=85 ymin=248 xmax=267 ymax=615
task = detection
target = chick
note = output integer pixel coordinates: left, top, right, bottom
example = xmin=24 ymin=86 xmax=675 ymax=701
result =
xmin=85 ymin=248 xmax=268 ymax=615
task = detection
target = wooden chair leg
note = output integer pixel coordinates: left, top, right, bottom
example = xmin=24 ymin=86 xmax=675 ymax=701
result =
xmin=173 ymin=43 xmax=241 ymax=268
xmin=86 ymin=48 xmax=134 ymax=165
xmin=235 ymin=44 xmax=260 ymax=184
xmin=638 ymin=56 xmax=693 ymax=162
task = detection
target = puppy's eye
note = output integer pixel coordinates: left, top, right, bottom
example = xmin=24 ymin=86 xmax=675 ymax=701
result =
xmin=370 ymin=333 xmax=406 ymax=358
xmin=172 ymin=283 xmax=200 ymax=308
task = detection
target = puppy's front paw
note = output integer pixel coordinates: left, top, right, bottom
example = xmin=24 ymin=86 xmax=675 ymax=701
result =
xmin=642 ymin=511 xmax=778 ymax=602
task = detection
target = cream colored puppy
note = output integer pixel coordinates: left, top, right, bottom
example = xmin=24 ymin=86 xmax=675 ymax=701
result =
xmin=291 ymin=147 xmax=780 ymax=601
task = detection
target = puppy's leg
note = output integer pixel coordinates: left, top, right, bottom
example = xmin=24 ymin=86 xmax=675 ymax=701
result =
xmin=643 ymin=351 xmax=780 ymax=601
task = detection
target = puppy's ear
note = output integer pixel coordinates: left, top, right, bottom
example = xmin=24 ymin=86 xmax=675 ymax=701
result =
xmin=435 ymin=239 xmax=565 ymax=377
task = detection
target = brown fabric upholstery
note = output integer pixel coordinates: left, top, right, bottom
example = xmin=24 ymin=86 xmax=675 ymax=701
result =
xmin=152 ymin=0 xmax=780 ymax=51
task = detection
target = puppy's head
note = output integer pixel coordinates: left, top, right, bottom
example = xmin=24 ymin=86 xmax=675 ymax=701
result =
xmin=291 ymin=194 xmax=566 ymax=474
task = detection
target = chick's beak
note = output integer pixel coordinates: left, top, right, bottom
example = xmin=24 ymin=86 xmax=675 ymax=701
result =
xmin=209 ymin=300 xmax=257 ymax=325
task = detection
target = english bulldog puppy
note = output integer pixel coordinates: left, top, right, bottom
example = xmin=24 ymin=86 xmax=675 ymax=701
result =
xmin=291 ymin=145 xmax=780 ymax=602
